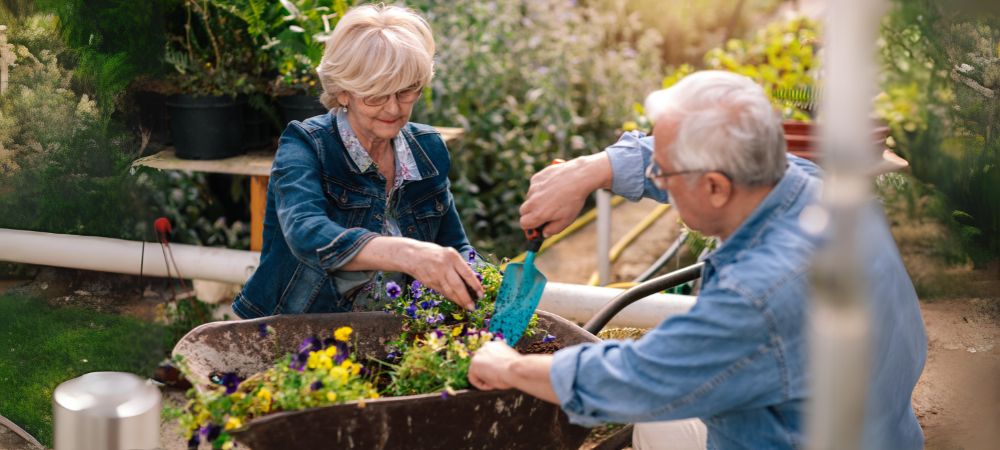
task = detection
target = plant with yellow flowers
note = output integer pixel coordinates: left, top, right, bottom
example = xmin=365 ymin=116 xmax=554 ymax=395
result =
xmin=167 ymin=325 xmax=379 ymax=450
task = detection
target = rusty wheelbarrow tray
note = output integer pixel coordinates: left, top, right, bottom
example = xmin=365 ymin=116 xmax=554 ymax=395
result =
xmin=173 ymin=310 xmax=598 ymax=449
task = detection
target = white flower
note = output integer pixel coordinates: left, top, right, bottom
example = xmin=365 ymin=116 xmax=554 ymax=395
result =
xmin=289 ymin=25 xmax=305 ymax=33
xmin=279 ymin=0 xmax=301 ymax=18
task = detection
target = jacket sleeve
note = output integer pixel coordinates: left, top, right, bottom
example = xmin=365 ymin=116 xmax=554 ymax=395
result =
xmin=549 ymin=285 xmax=786 ymax=426
xmin=271 ymin=123 xmax=379 ymax=272
xmin=604 ymin=131 xmax=669 ymax=203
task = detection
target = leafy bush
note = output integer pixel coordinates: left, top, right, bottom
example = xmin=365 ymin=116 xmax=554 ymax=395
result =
xmin=878 ymin=1 xmax=1000 ymax=265
xmin=407 ymin=0 xmax=663 ymax=256
xmin=0 ymin=15 xmax=151 ymax=239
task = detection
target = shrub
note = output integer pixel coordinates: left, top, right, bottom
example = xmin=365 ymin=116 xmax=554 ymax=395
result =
xmin=407 ymin=0 xmax=662 ymax=256
xmin=0 ymin=16 xmax=151 ymax=239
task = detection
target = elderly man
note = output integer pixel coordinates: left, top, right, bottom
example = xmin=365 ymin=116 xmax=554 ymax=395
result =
xmin=468 ymin=71 xmax=926 ymax=449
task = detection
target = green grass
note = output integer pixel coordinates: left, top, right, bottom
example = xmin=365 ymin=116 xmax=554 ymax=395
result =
xmin=0 ymin=294 xmax=169 ymax=447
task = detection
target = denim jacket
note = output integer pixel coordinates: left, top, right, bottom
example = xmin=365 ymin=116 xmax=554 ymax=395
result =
xmin=550 ymin=132 xmax=926 ymax=449
xmin=232 ymin=112 xmax=474 ymax=318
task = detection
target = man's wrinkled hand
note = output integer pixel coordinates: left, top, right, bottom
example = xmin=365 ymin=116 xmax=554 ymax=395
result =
xmin=468 ymin=341 xmax=521 ymax=391
xmin=519 ymin=154 xmax=610 ymax=237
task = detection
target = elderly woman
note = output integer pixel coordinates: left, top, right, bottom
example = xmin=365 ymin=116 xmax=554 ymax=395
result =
xmin=233 ymin=4 xmax=483 ymax=319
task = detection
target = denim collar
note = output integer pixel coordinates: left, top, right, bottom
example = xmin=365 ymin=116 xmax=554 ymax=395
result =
xmin=703 ymin=161 xmax=812 ymax=268
xmin=334 ymin=108 xmax=422 ymax=183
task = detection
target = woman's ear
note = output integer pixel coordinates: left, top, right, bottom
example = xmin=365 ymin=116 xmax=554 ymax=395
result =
xmin=336 ymin=92 xmax=350 ymax=108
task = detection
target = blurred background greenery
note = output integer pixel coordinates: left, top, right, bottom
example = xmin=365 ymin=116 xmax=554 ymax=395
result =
xmin=0 ymin=0 xmax=995 ymax=263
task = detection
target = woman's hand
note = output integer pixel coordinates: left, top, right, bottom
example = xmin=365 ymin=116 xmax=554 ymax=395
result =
xmin=400 ymin=240 xmax=483 ymax=310
xmin=519 ymin=153 xmax=613 ymax=237
xmin=341 ymin=237 xmax=483 ymax=310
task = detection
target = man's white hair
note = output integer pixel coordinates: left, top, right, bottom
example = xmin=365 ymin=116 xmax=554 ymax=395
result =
xmin=647 ymin=71 xmax=786 ymax=187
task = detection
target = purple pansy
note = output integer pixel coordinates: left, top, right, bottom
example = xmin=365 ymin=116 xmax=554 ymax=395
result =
xmin=410 ymin=280 xmax=423 ymax=299
xmin=310 ymin=381 xmax=323 ymax=391
xmin=386 ymin=281 xmax=402 ymax=299
xmin=220 ymin=372 xmax=242 ymax=394
xmin=467 ymin=249 xmax=477 ymax=264
xmin=419 ymin=300 xmax=432 ymax=310
xmin=257 ymin=322 xmax=270 ymax=338
xmin=542 ymin=334 xmax=556 ymax=343
xmin=405 ymin=303 xmax=418 ymax=319
xmin=298 ymin=336 xmax=321 ymax=354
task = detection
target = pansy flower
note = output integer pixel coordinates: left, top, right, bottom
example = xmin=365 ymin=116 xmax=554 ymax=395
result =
xmin=310 ymin=381 xmax=323 ymax=391
xmin=410 ymin=280 xmax=423 ymax=299
xmin=542 ymin=334 xmax=556 ymax=343
xmin=405 ymin=303 xmax=417 ymax=318
xmin=257 ymin=322 xmax=271 ymax=338
xmin=385 ymin=281 xmax=402 ymax=299
xmin=220 ymin=372 xmax=242 ymax=394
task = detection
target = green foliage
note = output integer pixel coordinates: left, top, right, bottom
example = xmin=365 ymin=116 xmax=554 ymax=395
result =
xmin=209 ymin=0 xmax=353 ymax=96
xmin=879 ymin=1 xmax=1000 ymax=265
xmin=136 ymin=170 xmax=251 ymax=248
xmin=406 ymin=0 xmax=662 ymax=257
xmin=163 ymin=0 xmax=267 ymax=97
xmin=0 ymin=17 xmax=152 ymax=239
xmin=692 ymin=16 xmax=820 ymax=120
xmin=31 ymin=0 xmax=171 ymax=117
xmin=598 ymin=0 xmax=784 ymax=65
xmin=0 ymin=294 xmax=168 ymax=447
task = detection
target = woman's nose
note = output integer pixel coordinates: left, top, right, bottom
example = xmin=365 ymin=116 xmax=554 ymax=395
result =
xmin=383 ymin=96 xmax=402 ymax=115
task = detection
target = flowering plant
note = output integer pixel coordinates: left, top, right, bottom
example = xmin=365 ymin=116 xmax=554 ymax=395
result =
xmin=169 ymin=252 xmax=550 ymax=449
xmin=168 ymin=325 xmax=380 ymax=449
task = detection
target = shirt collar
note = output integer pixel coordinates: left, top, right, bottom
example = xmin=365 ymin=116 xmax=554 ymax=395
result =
xmin=703 ymin=161 xmax=813 ymax=267
xmin=336 ymin=108 xmax=422 ymax=182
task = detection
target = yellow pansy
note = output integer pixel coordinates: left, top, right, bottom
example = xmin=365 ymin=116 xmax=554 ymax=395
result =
xmin=224 ymin=416 xmax=243 ymax=430
xmin=222 ymin=441 xmax=234 ymax=450
xmin=326 ymin=391 xmax=338 ymax=402
xmin=334 ymin=326 xmax=353 ymax=342
xmin=451 ymin=327 xmax=463 ymax=337
xmin=622 ymin=121 xmax=639 ymax=132
xmin=324 ymin=346 xmax=337 ymax=358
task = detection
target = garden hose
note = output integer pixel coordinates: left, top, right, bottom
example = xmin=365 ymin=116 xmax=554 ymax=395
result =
xmin=633 ymin=230 xmax=690 ymax=283
xmin=502 ymin=195 xmax=626 ymax=269
xmin=586 ymin=204 xmax=672 ymax=286
xmin=583 ymin=262 xmax=705 ymax=335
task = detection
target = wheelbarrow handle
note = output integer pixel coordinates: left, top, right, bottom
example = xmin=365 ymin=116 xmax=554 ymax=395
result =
xmin=582 ymin=262 xmax=705 ymax=335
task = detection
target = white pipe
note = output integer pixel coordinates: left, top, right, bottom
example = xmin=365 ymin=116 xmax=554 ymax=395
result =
xmin=0 ymin=229 xmax=694 ymax=328
xmin=540 ymin=282 xmax=695 ymax=329
xmin=0 ymin=228 xmax=259 ymax=284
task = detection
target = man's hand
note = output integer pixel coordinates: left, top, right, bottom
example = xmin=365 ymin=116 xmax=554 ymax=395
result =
xmin=519 ymin=153 xmax=613 ymax=237
xmin=468 ymin=341 xmax=521 ymax=390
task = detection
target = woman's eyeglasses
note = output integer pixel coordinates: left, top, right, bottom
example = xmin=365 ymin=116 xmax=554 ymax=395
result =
xmin=362 ymin=85 xmax=423 ymax=107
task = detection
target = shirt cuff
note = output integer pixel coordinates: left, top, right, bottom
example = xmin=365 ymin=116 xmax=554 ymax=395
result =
xmin=549 ymin=343 xmax=606 ymax=427
xmin=605 ymin=131 xmax=650 ymax=202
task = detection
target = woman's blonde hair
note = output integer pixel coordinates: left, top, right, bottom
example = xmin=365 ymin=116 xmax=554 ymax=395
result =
xmin=317 ymin=4 xmax=435 ymax=109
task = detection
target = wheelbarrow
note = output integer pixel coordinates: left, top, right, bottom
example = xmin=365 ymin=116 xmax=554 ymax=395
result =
xmin=172 ymin=265 xmax=703 ymax=450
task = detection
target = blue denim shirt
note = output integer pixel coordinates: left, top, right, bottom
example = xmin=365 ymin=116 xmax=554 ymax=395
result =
xmin=550 ymin=132 xmax=927 ymax=449
xmin=232 ymin=112 xmax=474 ymax=318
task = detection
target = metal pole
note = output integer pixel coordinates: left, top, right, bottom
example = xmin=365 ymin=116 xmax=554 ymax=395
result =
xmin=596 ymin=189 xmax=612 ymax=286
xmin=807 ymin=0 xmax=885 ymax=447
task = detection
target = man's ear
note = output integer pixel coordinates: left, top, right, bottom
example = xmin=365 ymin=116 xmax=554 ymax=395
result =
xmin=705 ymin=172 xmax=733 ymax=208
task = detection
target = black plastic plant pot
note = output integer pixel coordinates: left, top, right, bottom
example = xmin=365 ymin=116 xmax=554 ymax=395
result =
xmin=173 ymin=311 xmax=597 ymax=450
xmin=134 ymin=90 xmax=171 ymax=145
xmin=241 ymin=100 xmax=278 ymax=151
xmin=277 ymin=94 xmax=330 ymax=126
xmin=167 ymin=95 xmax=245 ymax=160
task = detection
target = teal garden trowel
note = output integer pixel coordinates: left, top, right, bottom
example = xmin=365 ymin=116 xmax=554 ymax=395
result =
xmin=489 ymin=228 xmax=547 ymax=346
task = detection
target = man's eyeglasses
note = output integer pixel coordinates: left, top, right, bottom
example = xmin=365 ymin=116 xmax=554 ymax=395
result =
xmin=645 ymin=162 xmax=731 ymax=188
xmin=362 ymin=85 xmax=423 ymax=107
